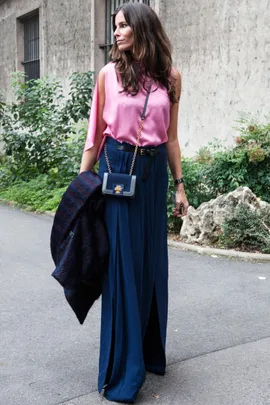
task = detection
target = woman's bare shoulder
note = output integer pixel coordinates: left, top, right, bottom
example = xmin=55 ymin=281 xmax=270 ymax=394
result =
xmin=97 ymin=62 xmax=115 ymax=86
xmin=170 ymin=67 xmax=182 ymax=99
xmin=99 ymin=62 xmax=116 ymax=75
xmin=171 ymin=67 xmax=181 ymax=83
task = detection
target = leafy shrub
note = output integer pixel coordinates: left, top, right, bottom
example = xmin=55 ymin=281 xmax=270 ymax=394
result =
xmin=0 ymin=71 xmax=94 ymax=183
xmin=219 ymin=204 xmax=270 ymax=253
xmin=46 ymin=122 xmax=88 ymax=187
xmin=200 ymin=117 xmax=270 ymax=202
xmin=0 ymin=175 xmax=67 ymax=212
xmin=62 ymin=72 xmax=95 ymax=122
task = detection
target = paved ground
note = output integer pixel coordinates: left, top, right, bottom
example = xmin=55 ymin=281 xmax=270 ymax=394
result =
xmin=1 ymin=203 xmax=270 ymax=405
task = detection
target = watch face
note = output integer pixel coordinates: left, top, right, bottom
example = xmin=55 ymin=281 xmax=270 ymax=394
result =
xmin=175 ymin=178 xmax=184 ymax=185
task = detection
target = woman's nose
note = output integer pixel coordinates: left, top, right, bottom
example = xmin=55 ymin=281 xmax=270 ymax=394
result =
xmin=114 ymin=26 xmax=120 ymax=37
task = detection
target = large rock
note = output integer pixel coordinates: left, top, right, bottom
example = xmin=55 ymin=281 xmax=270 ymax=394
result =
xmin=180 ymin=187 xmax=270 ymax=245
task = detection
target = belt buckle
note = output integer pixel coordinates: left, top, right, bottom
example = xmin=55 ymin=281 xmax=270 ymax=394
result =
xmin=140 ymin=148 xmax=146 ymax=156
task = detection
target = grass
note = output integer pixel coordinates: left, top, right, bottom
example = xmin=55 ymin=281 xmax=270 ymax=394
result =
xmin=0 ymin=175 xmax=67 ymax=212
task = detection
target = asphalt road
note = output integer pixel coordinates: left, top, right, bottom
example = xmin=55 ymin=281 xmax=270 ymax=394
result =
xmin=1 ymin=204 xmax=270 ymax=405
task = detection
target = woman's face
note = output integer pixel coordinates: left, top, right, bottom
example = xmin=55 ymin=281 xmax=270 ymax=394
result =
xmin=114 ymin=11 xmax=134 ymax=52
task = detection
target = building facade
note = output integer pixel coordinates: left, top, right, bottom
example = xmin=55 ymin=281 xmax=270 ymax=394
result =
xmin=0 ymin=0 xmax=269 ymax=155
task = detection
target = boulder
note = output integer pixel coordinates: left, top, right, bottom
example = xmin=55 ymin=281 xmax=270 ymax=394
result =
xmin=180 ymin=187 xmax=270 ymax=245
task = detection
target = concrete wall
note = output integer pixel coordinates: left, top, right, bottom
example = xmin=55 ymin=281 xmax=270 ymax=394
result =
xmin=0 ymin=6 xmax=17 ymax=90
xmin=0 ymin=0 xmax=43 ymax=99
xmin=163 ymin=0 xmax=270 ymax=155
xmin=43 ymin=0 xmax=92 ymax=75
xmin=0 ymin=0 xmax=99 ymax=99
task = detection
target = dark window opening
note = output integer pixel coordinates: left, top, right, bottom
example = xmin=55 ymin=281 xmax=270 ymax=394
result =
xmin=21 ymin=13 xmax=40 ymax=81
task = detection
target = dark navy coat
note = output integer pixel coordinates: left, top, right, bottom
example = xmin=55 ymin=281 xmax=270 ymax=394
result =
xmin=50 ymin=171 xmax=109 ymax=324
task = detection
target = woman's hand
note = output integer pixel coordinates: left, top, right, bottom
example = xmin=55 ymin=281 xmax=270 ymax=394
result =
xmin=166 ymin=69 xmax=189 ymax=218
xmin=173 ymin=188 xmax=189 ymax=217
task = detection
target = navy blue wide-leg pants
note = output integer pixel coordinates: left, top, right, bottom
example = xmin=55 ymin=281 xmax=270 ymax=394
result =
xmin=98 ymin=137 xmax=168 ymax=403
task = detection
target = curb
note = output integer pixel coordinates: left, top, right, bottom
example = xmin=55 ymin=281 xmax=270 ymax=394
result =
xmin=168 ymin=240 xmax=270 ymax=262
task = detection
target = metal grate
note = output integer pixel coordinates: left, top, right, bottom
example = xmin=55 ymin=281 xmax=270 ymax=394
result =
xmin=101 ymin=0 xmax=150 ymax=64
xmin=22 ymin=14 xmax=40 ymax=81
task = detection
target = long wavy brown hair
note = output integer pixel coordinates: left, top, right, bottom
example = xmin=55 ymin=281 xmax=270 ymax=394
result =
xmin=110 ymin=2 xmax=178 ymax=104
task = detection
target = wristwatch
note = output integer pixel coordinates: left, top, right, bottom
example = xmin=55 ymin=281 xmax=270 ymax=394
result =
xmin=174 ymin=178 xmax=184 ymax=186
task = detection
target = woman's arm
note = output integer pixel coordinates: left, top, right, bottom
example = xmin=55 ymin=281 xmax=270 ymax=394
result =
xmin=166 ymin=69 xmax=189 ymax=217
xmin=80 ymin=69 xmax=106 ymax=173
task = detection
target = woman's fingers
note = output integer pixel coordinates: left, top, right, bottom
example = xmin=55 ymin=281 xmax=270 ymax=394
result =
xmin=182 ymin=201 xmax=189 ymax=216
xmin=173 ymin=199 xmax=189 ymax=217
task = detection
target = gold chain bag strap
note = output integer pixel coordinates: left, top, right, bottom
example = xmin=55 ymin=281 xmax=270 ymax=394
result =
xmin=102 ymin=80 xmax=153 ymax=197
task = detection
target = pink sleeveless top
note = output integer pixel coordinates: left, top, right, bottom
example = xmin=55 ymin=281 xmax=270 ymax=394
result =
xmin=84 ymin=62 xmax=170 ymax=155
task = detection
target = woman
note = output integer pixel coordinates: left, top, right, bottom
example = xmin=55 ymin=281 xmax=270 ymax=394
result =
xmin=80 ymin=2 xmax=188 ymax=403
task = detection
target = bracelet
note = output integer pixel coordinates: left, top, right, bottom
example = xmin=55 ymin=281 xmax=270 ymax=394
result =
xmin=174 ymin=178 xmax=184 ymax=186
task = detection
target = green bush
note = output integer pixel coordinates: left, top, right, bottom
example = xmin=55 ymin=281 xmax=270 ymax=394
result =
xmin=46 ymin=122 xmax=88 ymax=187
xmin=0 ymin=71 xmax=94 ymax=183
xmin=219 ymin=204 xmax=270 ymax=253
xmin=199 ymin=117 xmax=270 ymax=202
xmin=0 ymin=175 xmax=67 ymax=212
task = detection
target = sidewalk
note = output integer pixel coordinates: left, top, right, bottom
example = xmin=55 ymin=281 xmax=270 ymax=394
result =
xmin=61 ymin=337 xmax=270 ymax=405
xmin=1 ymin=204 xmax=270 ymax=405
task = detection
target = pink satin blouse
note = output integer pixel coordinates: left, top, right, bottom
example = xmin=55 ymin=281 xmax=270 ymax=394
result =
xmin=83 ymin=62 xmax=170 ymax=155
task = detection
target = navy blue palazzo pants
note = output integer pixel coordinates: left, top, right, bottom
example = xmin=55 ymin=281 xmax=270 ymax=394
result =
xmin=98 ymin=137 xmax=169 ymax=403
